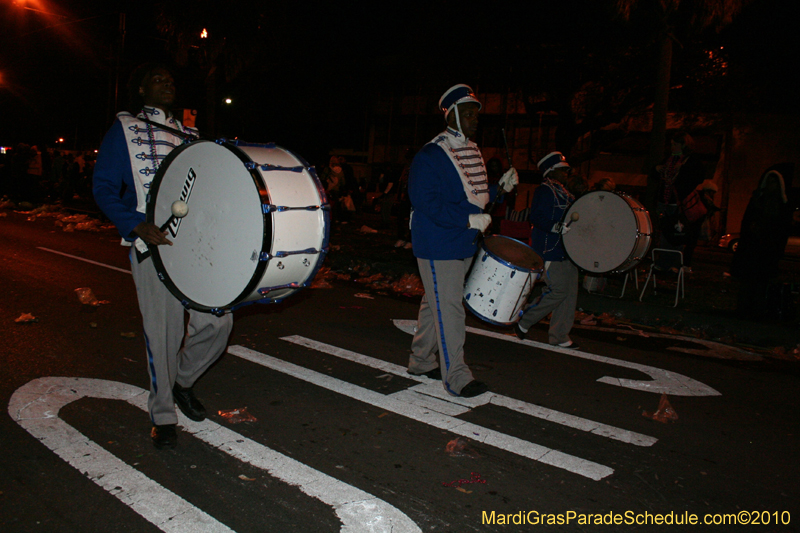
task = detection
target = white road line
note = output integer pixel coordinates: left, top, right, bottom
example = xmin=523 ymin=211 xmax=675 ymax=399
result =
xmin=393 ymin=319 xmax=721 ymax=397
xmin=281 ymin=335 xmax=657 ymax=447
xmin=229 ymin=345 xmax=615 ymax=480
xmin=9 ymin=377 xmax=421 ymax=533
xmin=37 ymin=247 xmax=131 ymax=275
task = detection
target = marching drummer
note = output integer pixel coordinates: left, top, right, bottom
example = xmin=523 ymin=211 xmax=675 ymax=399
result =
xmin=407 ymin=84 xmax=518 ymax=398
xmin=93 ymin=63 xmax=233 ymax=449
xmin=514 ymin=152 xmax=580 ymax=349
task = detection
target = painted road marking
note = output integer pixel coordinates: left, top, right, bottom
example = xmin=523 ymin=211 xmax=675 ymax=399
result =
xmin=393 ymin=319 xmax=721 ymax=397
xmin=570 ymin=323 xmax=761 ymax=362
xmin=281 ymin=335 xmax=657 ymax=447
xmin=37 ymin=247 xmax=131 ymax=275
xmin=9 ymin=377 xmax=421 ymax=533
xmin=229 ymin=345 xmax=615 ymax=480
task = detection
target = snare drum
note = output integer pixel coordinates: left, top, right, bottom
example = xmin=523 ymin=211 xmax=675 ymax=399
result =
xmin=464 ymin=236 xmax=543 ymax=325
xmin=147 ymin=140 xmax=330 ymax=314
xmin=562 ymin=190 xmax=651 ymax=273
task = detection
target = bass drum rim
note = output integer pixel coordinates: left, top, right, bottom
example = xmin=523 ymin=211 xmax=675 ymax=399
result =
xmin=146 ymin=140 xmax=272 ymax=314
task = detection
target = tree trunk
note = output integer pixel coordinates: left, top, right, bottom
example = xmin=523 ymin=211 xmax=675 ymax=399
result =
xmin=642 ymin=31 xmax=672 ymax=213
xmin=645 ymin=32 xmax=672 ymax=173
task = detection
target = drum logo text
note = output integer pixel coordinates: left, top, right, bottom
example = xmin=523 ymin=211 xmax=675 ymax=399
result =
xmin=168 ymin=168 xmax=198 ymax=237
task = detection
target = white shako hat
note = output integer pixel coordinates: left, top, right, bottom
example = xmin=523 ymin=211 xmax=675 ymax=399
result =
xmin=538 ymin=151 xmax=570 ymax=177
xmin=439 ymin=84 xmax=481 ymax=137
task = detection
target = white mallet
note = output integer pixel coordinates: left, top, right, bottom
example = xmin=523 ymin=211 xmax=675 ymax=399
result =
xmin=566 ymin=211 xmax=579 ymax=227
xmin=160 ymin=200 xmax=189 ymax=232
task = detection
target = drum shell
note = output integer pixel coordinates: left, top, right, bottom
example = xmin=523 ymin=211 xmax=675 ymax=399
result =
xmin=464 ymin=236 xmax=543 ymax=326
xmin=562 ymin=191 xmax=651 ymax=273
xmin=147 ymin=140 xmax=329 ymax=313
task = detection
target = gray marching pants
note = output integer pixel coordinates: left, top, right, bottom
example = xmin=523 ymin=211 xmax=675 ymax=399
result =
xmin=518 ymin=259 xmax=578 ymax=345
xmin=130 ymin=251 xmax=233 ymax=426
xmin=409 ymin=258 xmax=475 ymax=396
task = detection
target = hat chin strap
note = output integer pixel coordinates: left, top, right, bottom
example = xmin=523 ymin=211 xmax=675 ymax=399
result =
xmin=452 ymin=105 xmax=465 ymax=139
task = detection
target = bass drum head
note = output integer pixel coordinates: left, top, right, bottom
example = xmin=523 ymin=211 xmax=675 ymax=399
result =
xmin=562 ymin=191 xmax=640 ymax=273
xmin=147 ymin=141 xmax=268 ymax=311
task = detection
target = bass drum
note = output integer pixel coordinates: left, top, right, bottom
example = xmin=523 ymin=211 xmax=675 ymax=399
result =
xmin=562 ymin=190 xmax=651 ymax=273
xmin=464 ymin=235 xmax=543 ymax=326
xmin=147 ymin=140 xmax=330 ymax=314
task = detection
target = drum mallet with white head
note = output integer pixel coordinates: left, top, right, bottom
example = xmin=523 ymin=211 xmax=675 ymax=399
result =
xmin=566 ymin=212 xmax=579 ymax=227
xmin=160 ymin=200 xmax=189 ymax=232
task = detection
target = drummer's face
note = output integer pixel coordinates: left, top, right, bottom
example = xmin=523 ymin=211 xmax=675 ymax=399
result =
xmin=550 ymin=167 xmax=570 ymax=184
xmin=449 ymin=102 xmax=480 ymax=138
xmin=140 ymin=68 xmax=176 ymax=112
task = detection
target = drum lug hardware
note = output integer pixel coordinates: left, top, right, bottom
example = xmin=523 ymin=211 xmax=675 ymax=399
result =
xmin=258 ymin=252 xmax=271 ymax=261
xmin=276 ymin=261 xmax=285 ymax=270
xmin=302 ymin=258 xmax=310 ymax=267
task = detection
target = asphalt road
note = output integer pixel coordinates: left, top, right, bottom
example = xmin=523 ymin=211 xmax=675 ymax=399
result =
xmin=2 ymin=210 xmax=799 ymax=532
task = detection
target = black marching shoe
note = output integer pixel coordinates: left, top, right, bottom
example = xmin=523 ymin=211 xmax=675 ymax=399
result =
xmin=514 ymin=323 xmax=527 ymax=340
xmin=173 ymin=383 xmax=206 ymax=421
xmin=151 ymin=424 xmax=177 ymax=449
xmin=459 ymin=380 xmax=489 ymax=398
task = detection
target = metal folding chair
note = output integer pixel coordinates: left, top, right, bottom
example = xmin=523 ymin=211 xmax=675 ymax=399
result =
xmin=585 ymin=269 xmax=640 ymax=299
xmin=639 ymin=248 xmax=685 ymax=307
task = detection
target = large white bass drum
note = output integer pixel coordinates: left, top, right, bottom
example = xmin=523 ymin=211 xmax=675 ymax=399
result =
xmin=562 ymin=190 xmax=651 ymax=273
xmin=147 ymin=140 xmax=330 ymax=314
xmin=464 ymin=236 xmax=543 ymax=326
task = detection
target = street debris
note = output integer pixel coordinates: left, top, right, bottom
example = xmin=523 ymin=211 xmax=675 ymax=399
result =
xmin=358 ymin=225 xmax=378 ymax=234
xmin=218 ymin=407 xmax=258 ymax=423
xmin=442 ymin=472 xmax=487 ymax=488
xmin=120 ymin=332 xmax=136 ymax=338
xmin=14 ymin=313 xmax=38 ymax=324
xmin=354 ymin=293 xmax=374 ymax=299
xmin=445 ymin=437 xmax=481 ymax=458
xmin=75 ymin=287 xmax=110 ymax=306
xmin=238 ymin=475 xmax=256 ymax=481
xmin=643 ymin=393 xmax=679 ymax=423
xmin=391 ymin=273 xmax=425 ymax=296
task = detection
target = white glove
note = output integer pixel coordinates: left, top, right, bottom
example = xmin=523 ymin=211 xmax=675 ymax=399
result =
xmin=551 ymin=222 xmax=571 ymax=234
xmin=468 ymin=214 xmax=492 ymax=232
xmin=498 ymin=167 xmax=519 ymax=192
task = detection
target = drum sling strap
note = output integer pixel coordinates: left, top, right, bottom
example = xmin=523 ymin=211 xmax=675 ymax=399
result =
xmin=139 ymin=117 xmax=204 ymax=142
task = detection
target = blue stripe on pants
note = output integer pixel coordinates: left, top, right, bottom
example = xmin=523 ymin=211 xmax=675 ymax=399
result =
xmin=430 ymin=260 xmax=458 ymax=395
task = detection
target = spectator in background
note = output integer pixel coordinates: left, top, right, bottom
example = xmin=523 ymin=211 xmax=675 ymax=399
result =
xmin=566 ymin=172 xmax=589 ymax=199
xmin=651 ymin=130 xmax=706 ymax=271
xmin=376 ymin=163 xmax=398 ymax=229
xmin=731 ymin=167 xmax=792 ymax=319
xmin=51 ymin=151 xmax=66 ymax=201
xmin=394 ymin=149 xmax=414 ymax=249
xmin=591 ymin=177 xmax=616 ymax=192
xmin=682 ymin=180 xmax=720 ymax=273
xmin=320 ymin=156 xmax=345 ymax=222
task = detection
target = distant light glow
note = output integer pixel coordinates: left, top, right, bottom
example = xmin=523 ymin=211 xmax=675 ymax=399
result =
xmin=200 ymin=28 xmax=208 ymax=38
xmin=224 ymin=98 xmax=232 ymax=104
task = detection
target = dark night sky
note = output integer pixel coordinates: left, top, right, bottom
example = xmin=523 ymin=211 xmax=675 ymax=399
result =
xmin=1 ymin=0 xmax=798 ymax=166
